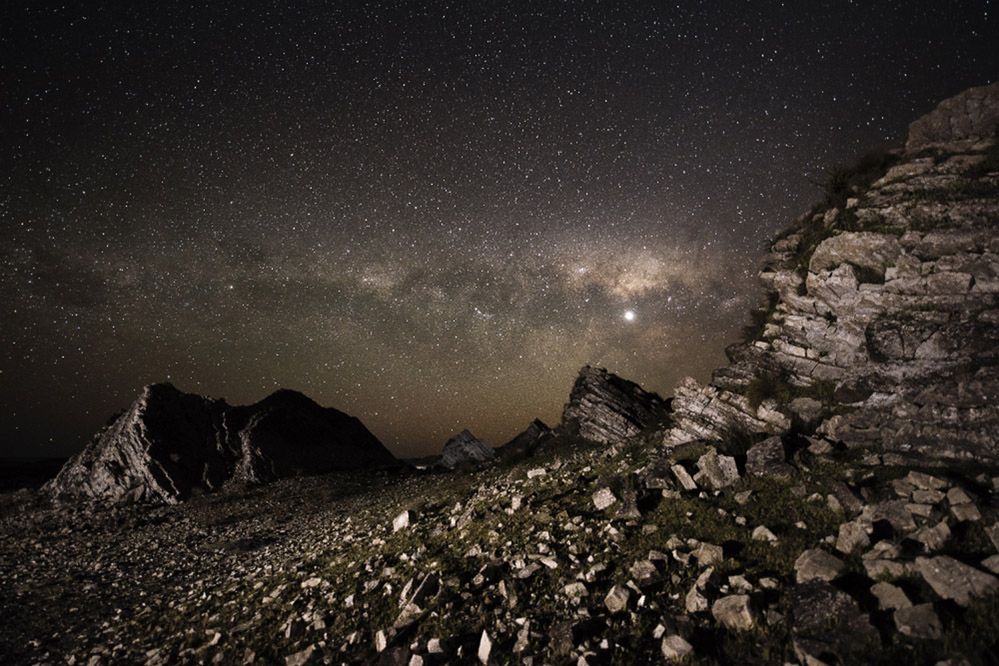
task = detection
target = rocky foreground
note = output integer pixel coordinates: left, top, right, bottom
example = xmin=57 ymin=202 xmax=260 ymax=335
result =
xmin=2 ymin=83 xmax=999 ymax=664
xmin=3 ymin=426 xmax=999 ymax=665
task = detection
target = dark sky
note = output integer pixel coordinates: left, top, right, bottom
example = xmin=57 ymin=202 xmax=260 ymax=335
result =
xmin=2 ymin=2 xmax=997 ymax=459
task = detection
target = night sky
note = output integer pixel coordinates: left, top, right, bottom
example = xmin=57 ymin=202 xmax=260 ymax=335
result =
xmin=2 ymin=2 xmax=997 ymax=459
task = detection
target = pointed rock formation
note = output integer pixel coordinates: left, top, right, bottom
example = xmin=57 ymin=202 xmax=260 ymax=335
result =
xmin=227 ymin=389 xmax=398 ymax=484
xmin=496 ymin=419 xmax=552 ymax=460
xmin=561 ymin=366 xmax=669 ymax=445
xmin=665 ymin=82 xmax=999 ymax=463
xmin=44 ymin=384 xmax=395 ymax=503
xmin=438 ymin=430 xmax=495 ymax=469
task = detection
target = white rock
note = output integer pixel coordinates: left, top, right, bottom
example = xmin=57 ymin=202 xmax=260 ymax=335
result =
xmin=477 ymin=630 xmax=492 ymax=664
xmin=393 ymin=510 xmax=410 ymax=532
xmin=661 ymin=635 xmax=694 ymax=661
xmin=671 ymin=464 xmax=698 ymax=491
xmin=604 ymin=585 xmax=630 ymax=613
xmin=693 ymin=542 xmax=724 ymax=566
xmin=751 ymin=525 xmax=778 ymax=543
xmin=711 ymin=594 xmax=754 ymax=631
xmin=592 ymin=487 xmax=617 ymax=510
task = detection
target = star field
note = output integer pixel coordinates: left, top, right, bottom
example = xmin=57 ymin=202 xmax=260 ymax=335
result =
xmin=2 ymin=2 xmax=997 ymax=458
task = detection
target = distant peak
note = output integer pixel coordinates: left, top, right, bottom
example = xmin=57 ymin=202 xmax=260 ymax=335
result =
xmin=137 ymin=383 xmax=190 ymax=404
xmin=262 ymin=388 xmax=313 ymax=402
xmin=142 ymin=382 xmax=180 ymax=394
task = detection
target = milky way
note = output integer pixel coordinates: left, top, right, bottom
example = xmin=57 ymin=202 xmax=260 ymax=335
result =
xmin=2 ymin=2 xmax=997 ymax=457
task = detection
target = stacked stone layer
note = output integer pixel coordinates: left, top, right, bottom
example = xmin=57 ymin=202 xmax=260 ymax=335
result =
xmin=666 ymin=82 xmax=999 ymax=463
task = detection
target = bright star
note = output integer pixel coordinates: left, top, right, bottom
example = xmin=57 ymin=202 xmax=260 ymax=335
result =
xmin=623 ymin=309 xmax=636 ymax=322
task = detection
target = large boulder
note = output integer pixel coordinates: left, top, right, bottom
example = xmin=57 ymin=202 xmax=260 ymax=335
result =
xmin=561 ymin=366 xmax=669 ymax=444
xmin=44 ymin=384 xmax=395 ymax=503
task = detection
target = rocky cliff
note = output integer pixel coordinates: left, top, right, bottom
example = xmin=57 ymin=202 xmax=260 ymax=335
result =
xmin=562 ymin=365 xmax=670 ymax=445
xmin=44 ymin=384 xmax=395 ymax=503
xmin=666 ymin=81 xmax=999 ymax=464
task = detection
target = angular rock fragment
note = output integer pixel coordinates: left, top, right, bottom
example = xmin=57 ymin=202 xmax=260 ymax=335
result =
xmin=693 ymin=449 xmax=740 ymax=490
xmin=604 ymin=585 xmax=630 ymax=613
xmin=835 ymin=521 xmax=870 ymax=555
xmin=285 ymin=646 xmax=316 ymax=666
xmin=745 ymin=436 xmax=794 ymax=479
xmin=629 ymin=559 xmax=658 ymax=582
xmin=912 ymin=520 xmax=951 ymax=552
xmin=711 ymin=595 xmax=754 ymax=631
xmin=794 ymin=549 xmax=844 ymax=583
xmin=393 ymin=511 xmax=410 ymax=532
xmin=671 ymin=464 xmax=698 ymax=491
xmin=915 ymin=556 xmax=999 ymax=606
xmin=693 ymin=542 xmax=724 ymax=567
xmin=894 ymin=603 xmax=943 ymax=640
xmin=871 ymin=582 xmax=912 ymax=611
xmin=477 ymin=630 xmax=492 ymax=665
xmin=752 ymin=525 xmax=779 ymax=543
xmin=906 ymin=471 xmax=947 ymax=491
xmin=661 ymin=635 xmax=694 ymax=661
xmin=947 ymin=487 xmax=981 ymax=522
xmin=685 ymin=567 xmax=713 ymax=613
xmin=592 ymin=487 xmax=617 ymax=511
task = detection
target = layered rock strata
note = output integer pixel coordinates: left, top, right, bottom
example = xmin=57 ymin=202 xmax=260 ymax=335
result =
xmin=665 ymin=81 xmax=999 ymax=463
xmin=561 ymin=365 xmax=670 ymax=445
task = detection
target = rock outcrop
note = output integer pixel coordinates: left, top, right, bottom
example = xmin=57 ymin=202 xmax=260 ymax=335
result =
xmin=665 ymin=82 xmax=999 ymax=463
xmin=561 ymin=366 xmax=669 ymax=444
xmin=495 ymin=419 xmax=552 ymax=460
xmin=907 ymin=81 xmax=999 ymax=152
xmin=437 ymin=430 xmax=495 ymax=469
xmin=44 ymin=383 xmax=395 ymax=503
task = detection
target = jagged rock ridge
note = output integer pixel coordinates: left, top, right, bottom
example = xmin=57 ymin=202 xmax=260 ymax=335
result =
xmin=437 ymin=429 xmax=495 ymax=469
xmin=44 ymin=383 xmax=396 ymax=503
xmin=561 ymin=365 xmax=670 ymax=445
xmin=666 ymin=81 xmax=999 ymax=464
